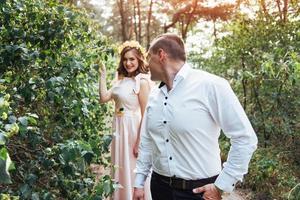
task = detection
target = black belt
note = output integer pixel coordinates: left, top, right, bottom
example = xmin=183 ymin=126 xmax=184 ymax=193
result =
xmin=152 ymin=171 xmax=218 ymax=190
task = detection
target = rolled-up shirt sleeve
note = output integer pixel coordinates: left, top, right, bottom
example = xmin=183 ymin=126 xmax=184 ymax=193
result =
xmin=134 ymin=108 xmax=153 ymax=188
xmin=207 ymin=79 xmax=258 ymax=192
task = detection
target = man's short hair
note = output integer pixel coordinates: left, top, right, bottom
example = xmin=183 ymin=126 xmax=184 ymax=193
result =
xmin=149 ymin=33 xmax=186 ymax=62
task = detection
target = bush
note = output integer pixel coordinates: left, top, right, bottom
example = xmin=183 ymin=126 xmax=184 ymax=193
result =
xmin=0 ymin=0 xmax=116 ymax=199
xmin=244 ymin=148 xmax=299 ymax=199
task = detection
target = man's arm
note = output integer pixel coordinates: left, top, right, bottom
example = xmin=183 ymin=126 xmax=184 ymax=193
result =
xmin=208 ymin=79 xmax=258 ymax=192
xmin=134 ymin=79 xmax=151 ymax=158
xmin=133 ymin=107 xmax=153 ymax=200
xmin=134 ymin=107 xmax=153 ymax=188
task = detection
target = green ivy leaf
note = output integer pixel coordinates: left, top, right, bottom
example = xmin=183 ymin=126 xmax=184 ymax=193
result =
xmin=0 ymin=147 xmax=12 ymax=184
xmin=42 ymin=192 xmax=53 ymax=200
xmin=19 ymin=184 xmax=31 ymax=199
xmin=103 ymin=179 xmax=113 ymax=195
xmin=26 ymin=173 xmax=38 ymax=186
xmin=31 ymin=192 xmax=40 ymax=200
xmin=0 ymin=132 xmax=6 ymax=145
xmin=27 ymin=116 xmax=38 ymax=126
xmin=18 ymin=116 xmax=28 ymax=126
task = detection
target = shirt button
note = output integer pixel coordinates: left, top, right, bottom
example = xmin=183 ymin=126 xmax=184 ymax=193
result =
xmin=165 ymin=97 xmax=168 ymax=100
xmin=164 ymin=102 xmax=167 ymax=106
xmin=163 ymin=121 xmax=167 ymax=124
xmin=166 ymin=139 xmax=169 ymax=142
xmin=169 ymin=157 xmax=172 ymax=160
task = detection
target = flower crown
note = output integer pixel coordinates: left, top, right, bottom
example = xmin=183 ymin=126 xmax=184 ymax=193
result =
xmin=118 ymin=41 xmax=146 ymax=57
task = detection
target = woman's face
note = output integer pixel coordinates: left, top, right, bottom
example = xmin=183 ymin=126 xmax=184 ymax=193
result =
xmin=123 ymin=49 xmax=139 ymax=76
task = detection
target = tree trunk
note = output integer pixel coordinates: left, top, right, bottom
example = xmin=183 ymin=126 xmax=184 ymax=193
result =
xmin=213 ymin=19 xmax=217 ymax=40
xmin=181 ymin=0 xmax=198 ymax=41
xmin=137 ymin=0 xmax=142 ymax=43
xmin=117 ymin=0 xmax=128 ymax=41
xmin=253 ymin=84 xmax=268 ymax=147
xmin=146 ymin=0 xmax=154 ymax=49
xmin=182 ymin=14 xmax=192 ymax=41
xmin=259 ymin=0 xmax=269 ymax=17
xmin=181 ymin=20 xmax=185 ymax=41
xmin=276 ymin=0 xmax=283 ymax=21
xmin=283 ymin=0 xmax=289 ymax=23
xmin=133 ymin=0 xmax=138 ymax=41
xmin=241 ymin=55 xmax=247 ymax=110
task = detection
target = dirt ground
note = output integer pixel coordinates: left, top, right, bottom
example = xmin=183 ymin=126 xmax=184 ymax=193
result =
xmin=222 ymin=189 xmax=252 ymax=200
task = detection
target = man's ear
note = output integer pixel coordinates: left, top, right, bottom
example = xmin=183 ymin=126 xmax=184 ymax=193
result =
xmin=158 ymin=49 xmax=166 ymax=62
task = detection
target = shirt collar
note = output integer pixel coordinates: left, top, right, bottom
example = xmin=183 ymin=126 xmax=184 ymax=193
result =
xmin=158 ymin=63 xmax=191 ymax=89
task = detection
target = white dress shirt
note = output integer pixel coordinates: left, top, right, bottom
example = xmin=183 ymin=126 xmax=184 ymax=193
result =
xmin=135 ymin=63 xmax=257 ymax=192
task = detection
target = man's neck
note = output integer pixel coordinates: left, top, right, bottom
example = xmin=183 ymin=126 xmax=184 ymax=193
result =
xmin=163 ymin=61 xmax=185 ymax=91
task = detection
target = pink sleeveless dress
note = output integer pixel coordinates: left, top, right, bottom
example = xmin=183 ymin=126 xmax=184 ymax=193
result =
xmin=111 ymin=73 xmax=152 ymax=200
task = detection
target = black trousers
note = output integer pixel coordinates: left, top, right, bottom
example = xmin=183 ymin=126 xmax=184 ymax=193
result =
xmin=150 ymin=173 xmax=204 ymax=200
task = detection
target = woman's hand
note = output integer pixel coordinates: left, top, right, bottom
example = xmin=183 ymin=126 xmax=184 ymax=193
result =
xmin=133 ymin=139 xmax=140 ymax=158
xmin=98 ymin=59 xmax=112 ymax=103
xmin=97 ymin=59 xmax=106 ymax=78
xmin=133 ymin=187 xmax=145 ymax=200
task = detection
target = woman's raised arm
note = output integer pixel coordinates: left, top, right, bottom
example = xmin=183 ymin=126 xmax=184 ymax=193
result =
xmin=98 ymin=62 xmax=113 ymax=103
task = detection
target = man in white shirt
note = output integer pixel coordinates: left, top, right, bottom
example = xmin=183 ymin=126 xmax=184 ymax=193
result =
xmin=133 ymin=33 xmax=257 ymax=200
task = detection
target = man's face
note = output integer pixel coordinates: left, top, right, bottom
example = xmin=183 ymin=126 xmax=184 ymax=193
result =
xmin=146 ymin=50 xmax=161 ymax=81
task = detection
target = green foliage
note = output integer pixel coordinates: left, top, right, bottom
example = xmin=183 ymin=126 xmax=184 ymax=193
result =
xmin=0 ymin=0 xmax=115 ymax=198
xmin=288 ymin=183 xmax=300 ymax=200
xmin=0 ymin=89 xmax=19 ymax=184
xmin=191 ymin=9 xmax=300 ymax=200
xmin=0 ymin=147 xmax=13 ymax=184
xmin=88 ymin=175 xmax=117 ymax=200
xmin=0 ymin=193 xmax=19 ymax=200
xmin=246 ymin=148 xmax=299 ymax=199
xmin=197 ymin=15 xmax=300 ymax=148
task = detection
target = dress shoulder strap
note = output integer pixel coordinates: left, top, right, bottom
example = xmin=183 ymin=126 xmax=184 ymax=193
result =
xmin=133 ymin=73 xmax=155 ymax=94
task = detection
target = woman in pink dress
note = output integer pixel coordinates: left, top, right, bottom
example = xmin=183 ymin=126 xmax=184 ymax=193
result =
xmin=98 ymin=41 xmax=152 ymax=200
